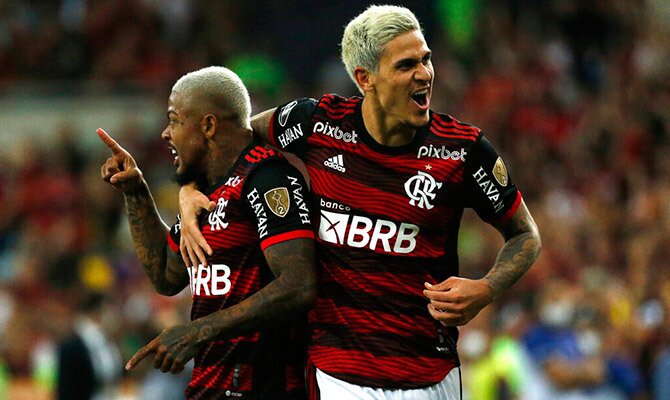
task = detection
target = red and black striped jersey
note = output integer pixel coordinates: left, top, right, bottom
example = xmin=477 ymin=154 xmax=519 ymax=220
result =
xmin=269 ymin=95 xmax=522 ymax=389
xmin=167 ymin=141 xmax=314 ymax=399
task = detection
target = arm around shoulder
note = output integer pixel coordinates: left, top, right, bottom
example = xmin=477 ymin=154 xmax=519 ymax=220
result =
xmin=251 ymin=108 xmax=277 ymax=145
xmin=188 ymin=237 xmax=317 ymax=343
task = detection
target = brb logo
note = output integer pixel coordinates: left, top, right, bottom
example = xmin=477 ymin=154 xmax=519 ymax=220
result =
xmin=318 ymin=210 xmax=419 ymax=254
xmin=404 ymin=171 xmax=442 ymax=209
xmin=187 ymin=264 xmax=231 ymax=297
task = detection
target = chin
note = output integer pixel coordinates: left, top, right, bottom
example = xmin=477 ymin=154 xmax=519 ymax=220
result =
xmin=410 ymin=113 xmax=430 ymax=128
xmin=173 ymin=167 xmax=201 ymax=186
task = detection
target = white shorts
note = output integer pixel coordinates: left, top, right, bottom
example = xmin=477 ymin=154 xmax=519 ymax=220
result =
xmin=315 ymin=367 xmax=461 ymax=400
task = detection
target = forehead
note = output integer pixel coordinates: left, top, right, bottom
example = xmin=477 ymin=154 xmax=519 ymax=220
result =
xmin=380 ymin=30 xmax=430 ymax=64
xmin=168 ymin=90 xmax=189 ymax=114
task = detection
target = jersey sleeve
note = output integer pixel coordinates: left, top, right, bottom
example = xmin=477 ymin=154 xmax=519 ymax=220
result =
xmin=462 ymin=135 xmax=522 ymax=224
xmin=167 ymin=215 xmax=182 ymax=254
xmin=268 ymin=98 xmax=318 ymax=156
xmin=243 ymin=160 xmax=315 ymax=251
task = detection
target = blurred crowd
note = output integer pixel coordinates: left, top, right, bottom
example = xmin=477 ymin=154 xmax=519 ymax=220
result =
xmin=0 ymin=0 xmax=669 ymax=399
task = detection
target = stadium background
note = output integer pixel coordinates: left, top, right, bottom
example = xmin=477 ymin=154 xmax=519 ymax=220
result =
xmin=0 ymin=0 xmax=668 ymax=398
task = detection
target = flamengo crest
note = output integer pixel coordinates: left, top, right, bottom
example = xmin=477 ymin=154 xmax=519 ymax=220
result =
xmin=208 ymin=197 xmax=229 ymax=231
xmin=404 ymin=171 xmax=442 ymax=210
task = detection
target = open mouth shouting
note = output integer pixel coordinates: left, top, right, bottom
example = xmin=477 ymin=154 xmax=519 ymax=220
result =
xmin=411 ymin=88 xmax=430 ymax=109
xmin=169 ymin=144 xmax=179 ymax=165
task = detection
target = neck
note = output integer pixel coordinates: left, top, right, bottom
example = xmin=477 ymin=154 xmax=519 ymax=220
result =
xmin=205 ymin=129 xmax=253 ymax=187
xmin=361 ymin=96 xmax=417 ymax=147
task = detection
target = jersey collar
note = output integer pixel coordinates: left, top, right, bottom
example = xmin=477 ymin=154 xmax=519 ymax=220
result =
xmin=353 ymin=98 xmax=431 ymax=155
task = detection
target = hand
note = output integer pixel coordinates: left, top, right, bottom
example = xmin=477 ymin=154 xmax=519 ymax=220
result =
xmin=179 ymin=183 xmax=215 ymax=268
xmin=423 ymin=277 xmax=494 ymax=326
xmin=97 ymin=128 xmax=144 ymax=193
xmin=125 ymin=324 xmax=201 ymax=374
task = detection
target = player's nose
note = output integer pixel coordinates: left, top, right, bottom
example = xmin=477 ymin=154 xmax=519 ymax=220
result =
xmin=415 ymin=63 xmax=432 ymax=82
xmin=161 ymin=126 xmax=171 ymax=141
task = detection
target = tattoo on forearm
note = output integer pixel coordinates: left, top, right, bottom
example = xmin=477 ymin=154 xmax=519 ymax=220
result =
xmin=485 ymin=209 xmax=541 ymax=299
xmin=124 ymin=183 xmax=187 ymax=295
xmin=193 ymin=239 xmax=316 ymax=342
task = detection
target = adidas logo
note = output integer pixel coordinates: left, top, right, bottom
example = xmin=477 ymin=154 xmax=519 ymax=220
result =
xmin=323 ymin=154 xmax=346 ymax=172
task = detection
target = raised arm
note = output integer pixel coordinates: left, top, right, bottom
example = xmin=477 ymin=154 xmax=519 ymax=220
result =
xmin=97 ymin=128 xmax=188 ymax=295
xmin=126 ymin=237 xmax=317 ymax=373
xmin=424 ymin=201 xmax=541 ymax=326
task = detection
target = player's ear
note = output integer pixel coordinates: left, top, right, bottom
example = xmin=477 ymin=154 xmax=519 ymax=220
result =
xmin=354 ymin=67 xmax=374 ymax=93
xmin=202 ymin=114 xmax=217 ymax=139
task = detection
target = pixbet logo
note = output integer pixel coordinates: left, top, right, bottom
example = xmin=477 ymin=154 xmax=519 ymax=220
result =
xmin=318 ymin=210 xmax=419 ymax=254
xmin=313 ymin=121 xmax=358 ymax=143
xmin=417 ymin=145 xmax=467 ymax=161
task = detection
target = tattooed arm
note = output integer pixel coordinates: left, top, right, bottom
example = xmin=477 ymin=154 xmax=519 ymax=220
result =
xmin=424 ymin=200 xmax=541 ymax=326
xmin=196 ymin=238 xmax=317 ymax=336
xmin=484 ymin=201 xmax=541 ymax=298
xmin=124 ymin=183 xmax=189 ymax=295
xmin=97 ymin=128 xmax=188 ymax=296
xmin=126 ymin=238 xmax=317 ymax=373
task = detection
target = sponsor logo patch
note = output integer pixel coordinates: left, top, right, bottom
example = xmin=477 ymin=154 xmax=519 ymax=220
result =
xmin=187 ymin=264 xmax=231 ymax=297
xmin=320 ymin=198 xmax=351 ymax=212
xmin=247 ymin=188 xmax=268 ymax=237
xmin=417 ymin=145 xmax=467 ymax=161
xmin=313 ymin=121 xmax=357 ymax=143
xmin=318 ymin=210 xmax=419 ymax=254
xmin=264 ymin=187 xmax=290 ymax=217
xmin=225 ymin=176 xmax=242 ymax=187
xmin=278 ymin=123 xmax=304 ymax=148
xmin=323 ymin=154 xmax=346 ymax=172
xmin=288 ymin=176 xmax=311 ymax=224
xmin=472 ymin=166 xmax=505 ymax=213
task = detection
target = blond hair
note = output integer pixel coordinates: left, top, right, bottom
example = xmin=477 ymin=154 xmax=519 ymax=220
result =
xmin=172 ymin=66 xmax=251 ymax=128
xmin=341 ymin=5 xmax=422 ymax=93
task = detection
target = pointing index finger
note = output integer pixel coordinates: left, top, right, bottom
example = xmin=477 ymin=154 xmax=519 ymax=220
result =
xmin=126 ymin=339 xmax=158 ymax=371
xmin=96 ymin=128 xmax=124 ymax=155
